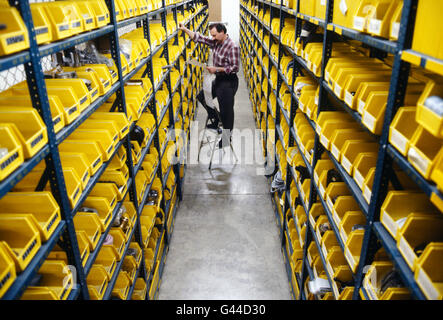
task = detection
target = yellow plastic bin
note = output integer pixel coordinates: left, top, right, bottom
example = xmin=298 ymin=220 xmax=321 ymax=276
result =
xmin=340 ymin=210 xmax=366 ymax=244
xmin=380 ymin=191 xmax=439 ymax=240
xmin=338 ymin=286 xmax=355 ymax=300
xmin=87 ymin=265 xmax=108 ymax=300
xmin=74 ymin=1 xmax=96 ymax=31
xmin=29 ymin=4 xmax=53 ymax=45
xmin=20 ymin=260 xmax=73 ymax=300
xmin=36 ymin=2 xmax=69 ymax=40
xmin=307 ymin=241 xmax=319 ymax=266
xmin=363 ymin=261 xmax=411 ymax=300
xmin=88 ymin=182 xmax=119 ymax=212
xmin=128 ymin=242 xmax=142 ymax=268
xmin=61 ymin=140 xmax=103 ymax=175
xmin=0 ymin=6 xmax=29 ymax=56
xmin=105 ymin=229 xmax=126 ymax=261
xmin=333 ymin=196 xmax=361 ymax=229
xmin=325 ymin=182 xmax=351 ymax=214
xmin=0 ymin=215 xmax=41 ymax=272
xmin=0 ymin=96 xmax=65 ymax=133
xmin=79 ymin=119 xmax=120 ymax=146
xmin=122 ymin=255 xmax=137 ymax=284
xmin=326 ymin=247 xmax=353 ymax=298
xmin=0 ymin=245 xmax=16 ymax=299
xmin=99 ymin=170 xmax=128 ymax=200
xmin=0 ymin=192 xmax=61 ymax=242
xmin=60 ymin=152 xmax=91 ymax=189
xmin=416 ymin=92 xmax=443 ymax=139
xmin=76 ymin=231 xmax=90 ymax=267
xmin=407 ymin=126 xmax=443 ymax=179
xmin=0 ymin=110 xmax=47 ymax=159
xmin=341 ymin=141 xmax=379 ymax=176
xmin=396 ymin=214 xmax=443 ymax=271
xmin=414 ymin=243 xmax=443 ymax=300
xmin=309 ymin=203 xmax=325 ymax=233
xmin=344 ymin=231 xmax=364 ymax=273
xmin=69 ymin=129 xmax=115 ymax=162
xmin=0 ymin=124 xmax=24 ymax=181
xmin=73 ymin=213 xmax=102 ymax=251
xmin=87 ymin=0 xmax=110 ymax=27
xmin=320 ymin=230 xmax=340 ymax=259
xmin=353 ymin=152 xmax=377 ymax=191
xmin=89 ymin=112 xmax=130 ymax=140
xmin=330 ymin=129 xmax=371 ymax=162
xmin=320 ymin=119 xmax=360 ymax=151
xmin=389 ymin=107 xmax=419 ymax=156
xmin=131 ymin=278 xmax=147 ymax=300
xmin=77 ymin=195 xmax=113 ymax=233
xmin=94 ymin=245 xmax=118 ymax=281
xmin=44 ymin=79 xmax=92 ymax=111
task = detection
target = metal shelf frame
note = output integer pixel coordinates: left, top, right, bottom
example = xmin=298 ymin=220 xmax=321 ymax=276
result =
xmin=1 ymin=0 xmax=208 ymax=300
xmin=240 ymin=0 xmax=435 ymax=300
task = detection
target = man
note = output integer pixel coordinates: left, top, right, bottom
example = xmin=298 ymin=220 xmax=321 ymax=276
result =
xmin=179 ymin=22 xmax=240 ymax=148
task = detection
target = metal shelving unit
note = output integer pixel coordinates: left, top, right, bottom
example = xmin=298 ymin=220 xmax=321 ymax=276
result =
xmin=240 ymin=0 xmax=441 ymax=300
xmin=0 ymin=0 xmax=208 ymax=300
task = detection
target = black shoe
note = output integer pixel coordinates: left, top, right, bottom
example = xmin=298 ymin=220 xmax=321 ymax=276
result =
xmin=206 ymin=122 xmax=219 ymax=130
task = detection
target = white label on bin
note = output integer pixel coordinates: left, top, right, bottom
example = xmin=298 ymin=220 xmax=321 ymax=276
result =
xmin=314 ymin=172 xmax=319 ymax=184
xmin=325 ymin=71 xmax=330 ymax=82
xmin=340 ymin=0 xmax=348 ymax=15
xmin=364 ymin=277 xmax=378 ymax=300
xmin=320 ymin=134 xmax=329 ymax=148
xmin=417 ymin=268 xmax=438 ymax=300
xmin=321 ymin=243 xmax=328 ymax=259
xmin=362 ymin=112 xmax=376 ymax=131
xmin=319 ymin=184 xmax=326 ymax=198
xmin=326 ymin=197 xmax=334 ymax=212
xmin=390 ymin=129 xmax=407 ymax=155
xmin=391 ymin=22 xmax=400 ymax=39
xmin=345 ymin=91 xmax=354 ymax=107
xmin=381 ymin=210 xmax=397 ymax=239
xmin=321 ymin=0 xmax=327 ymax=5
xmin=354 ymin=170 xmax=365 ymax=190
xmin=315 ymin=96 xmax=319 ymax=106
xmin=334 ymin=83 xmax=342 ymax=98
xmin=331 ymin=145 xmax=340 ymax=161
xmin=340 ymin=228 xmax=347 ymax=243
xmin=399 ymin=236 xmax=416 ymax=269
xmin=358 ymin=100 xmax=366 ymax=114
xmin=280 ymin=198 xmax=285 ymax=207
xmin=364 ymin=187 xmax=372 ymax=203
xmin=408 ymin=147 xmax=429 ymax=176
xmin=342 ymin=156 xmax=352 ymax=173
xmin=354 ymin=17 xmax=365 ymax=31
xmin=345 ymin=247 xmax=355 ymax=269
xmin=369 ymin=19 xmax=382 ymax=35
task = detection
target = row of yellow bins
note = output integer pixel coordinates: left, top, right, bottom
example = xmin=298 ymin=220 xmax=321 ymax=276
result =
xmin=293 ymin=198 xmax=356 ymax=300
xmin=0 ymin=0 xmax=111 ymax=56
xmin=0 ymin=191 xmax=62 ymax=298
xmin=389 ymin=71 xmax=443 ymax=195
xmin=9 ymin=112 xmax=129 ymax=210
xmin=379 ymin=190 xmax=443 ymax=300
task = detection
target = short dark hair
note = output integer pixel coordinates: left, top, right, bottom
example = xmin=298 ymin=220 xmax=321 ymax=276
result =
xmin=209 ymin=23 xmax=227 ymax=34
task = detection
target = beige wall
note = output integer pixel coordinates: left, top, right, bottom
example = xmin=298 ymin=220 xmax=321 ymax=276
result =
xmin=208 ymin=0 xmax=222 ymax=22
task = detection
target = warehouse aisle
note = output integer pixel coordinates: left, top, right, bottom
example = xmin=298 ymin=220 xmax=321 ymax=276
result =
xmin=158 ymin=63 xmax=292 ymax=300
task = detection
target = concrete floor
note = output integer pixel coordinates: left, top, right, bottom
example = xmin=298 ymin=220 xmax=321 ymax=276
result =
xmin=157 ymin=63 xmax=292 ymax=300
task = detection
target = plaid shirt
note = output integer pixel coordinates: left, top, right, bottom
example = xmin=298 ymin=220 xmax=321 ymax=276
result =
xmin=193 ymin=32 xmax=240 ymax=74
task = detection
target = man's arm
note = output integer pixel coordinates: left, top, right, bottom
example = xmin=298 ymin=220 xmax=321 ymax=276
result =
xmin=179 ymin=23 xmax=215 ymax=48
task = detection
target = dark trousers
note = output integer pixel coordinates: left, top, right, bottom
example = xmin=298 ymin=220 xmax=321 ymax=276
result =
xmin=197 ymin=73 xmax=239 ymax=131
